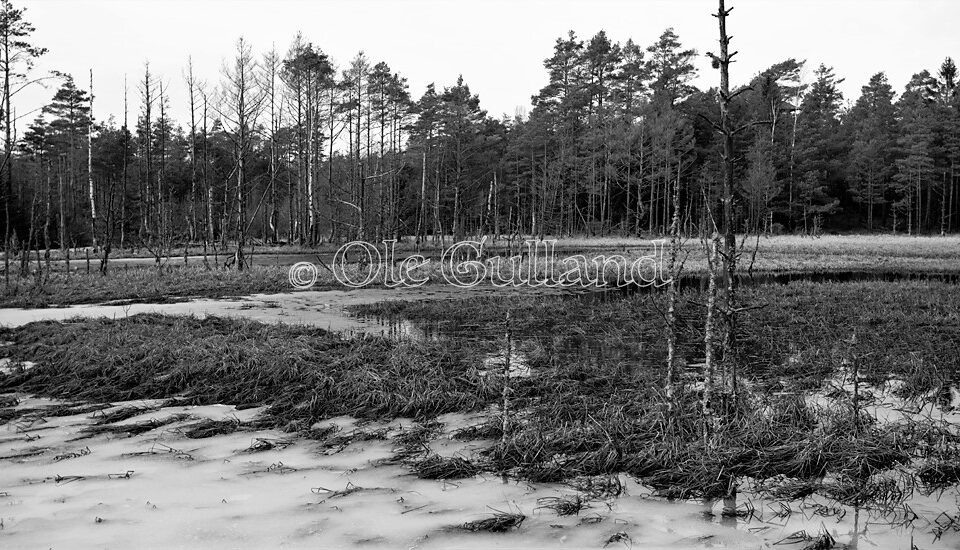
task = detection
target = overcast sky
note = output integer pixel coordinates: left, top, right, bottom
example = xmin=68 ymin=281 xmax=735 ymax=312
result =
xmin=17 ymin=0 xmax=960 ymax=127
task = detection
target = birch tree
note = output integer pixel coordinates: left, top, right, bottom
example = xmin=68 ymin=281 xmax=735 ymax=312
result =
xmin=87 ymin=69 xmax=95 ymax=250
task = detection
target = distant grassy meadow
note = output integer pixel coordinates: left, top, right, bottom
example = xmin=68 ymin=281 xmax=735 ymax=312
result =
xmin=2 ymin=234 xmax=959 ymax=308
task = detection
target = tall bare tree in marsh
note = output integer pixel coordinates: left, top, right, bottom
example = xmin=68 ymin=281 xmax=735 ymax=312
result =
xmin=262 ymin=46 xmax=282 ymax=244
xmin=184 ymin=57 xmax=199 ymax=243
xmin=706 ymin=0 xmax=744 ymax=403
xmin=120 ymin=74 xmax=128 ymax=251
xmin=217 ymin=37 xmax=265 ymax=270
xmin=137 ymin=63 xmax=156 ymax=241
xmin=344 ymin=51 xmax=370 ymax=240
xmin=281 ymin=37 xmax=332 ymax=244
xmin=156 ymin=79 xmax=169 ymax=254
xmin=86 ymin=69 xmax=95 ymax=251
xmin=202 ymin=89 xmax=213 ymax=250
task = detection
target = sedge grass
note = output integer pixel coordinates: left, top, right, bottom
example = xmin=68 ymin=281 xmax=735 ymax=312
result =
xmin=3 ymin=279 xmax=960 ymax=509
xmin=0 ymin=314 xmax=493 ymax=424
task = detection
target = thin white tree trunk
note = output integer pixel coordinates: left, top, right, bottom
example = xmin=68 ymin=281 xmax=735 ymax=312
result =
xmin=87 ymin=69 xmax=96 ymax=250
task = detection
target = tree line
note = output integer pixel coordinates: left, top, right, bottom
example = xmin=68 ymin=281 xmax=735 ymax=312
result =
xmin=2 ymin=0 xmax=959 ymax=269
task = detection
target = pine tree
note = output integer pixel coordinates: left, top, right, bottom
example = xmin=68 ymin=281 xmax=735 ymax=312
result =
xmin=0 ymin=0 xmax=45 ymax=246
xmin=43 ymin=75 xmax=90 ymax=248
xmin=847 ymin=72 xmax=897 ymax=230
xmin=740 ymin=59 xmax=804 ymax=232
xmin=893 ymin=71 xmax=937 ymax=233
xmin=795 ymin=64 xmax=843 ymax=233
xmin=936 ymin=58 xmax=959 ymax=234
xmin=439 ymin=76 xmax=486 ymax=241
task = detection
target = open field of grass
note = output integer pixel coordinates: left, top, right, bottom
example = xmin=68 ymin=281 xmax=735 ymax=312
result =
xmin=0 ymin=265 xmax=303 ymax=308
xmin=0 ymin=242 xmax=328 ymax=262
xmin=2 ymin=234 xmax=959 ymax=308
xmin=396 ymin=233 xmax=960 ymax=273
xmin=620 ymin=233 xmax=960 ymax=275
xmin=8 ymin=234 xmax=960 ymax=275
xmin=724 ymin=234 xmax=960 ymax=273
xmin=8 ymin=233 xmax=960 ymax=258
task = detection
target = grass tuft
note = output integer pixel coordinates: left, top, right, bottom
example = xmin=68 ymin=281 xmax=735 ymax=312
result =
xmin=93 ymin=405 xmax=159 ymax=424
xmin=414 ymin=455 xmax=479 ymax=479
xmin=459 ymin=511 xmax=526 ymax=533
xmin=536 ymin=494 xmax=587 ymax=516
xmin=182 ymin=418 xmax=241 ymax=439
xmin=80 ymin=414 xmax=192 ymax=437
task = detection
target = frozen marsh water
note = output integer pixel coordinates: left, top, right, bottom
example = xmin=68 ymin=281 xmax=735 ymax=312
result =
xmin=4 ymin=396 xmax=958 ymax=549
xmin=4 ymin=287 xmax=960 ymax=548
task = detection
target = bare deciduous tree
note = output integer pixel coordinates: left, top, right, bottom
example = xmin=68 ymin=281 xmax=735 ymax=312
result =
xmin=215 ymin=37 xmax=266 ymax=270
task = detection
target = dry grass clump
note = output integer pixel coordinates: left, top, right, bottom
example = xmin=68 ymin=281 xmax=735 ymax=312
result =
xmin=301 ymin=425 xmax=340 ymax=440
xmin=43 ymin=403 xmax=113 ymax=417
xmin=603 ymin=531 xmax=633 ymax=547
xmin=459 ymin=511 xmax=526 ymax=533
xmin=567 ymin=476 xmax=625 ymax=500
xmin=316 ymin=427 xmax=391 ymax=455
xmin=536 ymin=494 xmax=587 ymax=516
xmin=312 ymin=481 xmax=397 ymax=502
xmin=0 ymin=407 xmax=22 ymax=423
xmin=762 ymin=478 xmax=821 ymax=500
xmin=0 ymin=394 xmax=19 ymax=408
xmin=414 ymin=455 xmax=479 ymax=479
xmin=775 ymin=528 xmax=836 ymax=550
xmin=394 ymin=420 xmax=443 ymax=447
xmin=80 ymin=414 xmax=192 ymax=437
xmin=93 ymin=405 xmax=160 ymax=424
xmin=818 ymin=475 xmax=910 ymax=509
xmin=183 ymin=418 xmax=241 ymax=439
xmin=243 ymin=437 xmax=294 ymax=453
xmin=918 ymin=461 xmax=960 ymax=487
xmin=384 ymin=422 xmax=443 ymax=465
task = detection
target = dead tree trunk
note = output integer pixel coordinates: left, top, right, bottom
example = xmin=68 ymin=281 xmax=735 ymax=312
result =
xmin=120 ymin=75 xmax=128 ymax=251
xmin=708 ymin=0 xmax=741 ymax=402
xmin=87 ymin=69 xmax=96 ymax=251
xmin=57 ymin=156 xmax=67 ymax=271
xmin=664 ymin=159 xmax=682 ymax=408
xmin=186 ymin=58 xmax=198 ymax=243
xmin=702 ymin=234 xmax=720 ymax=428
